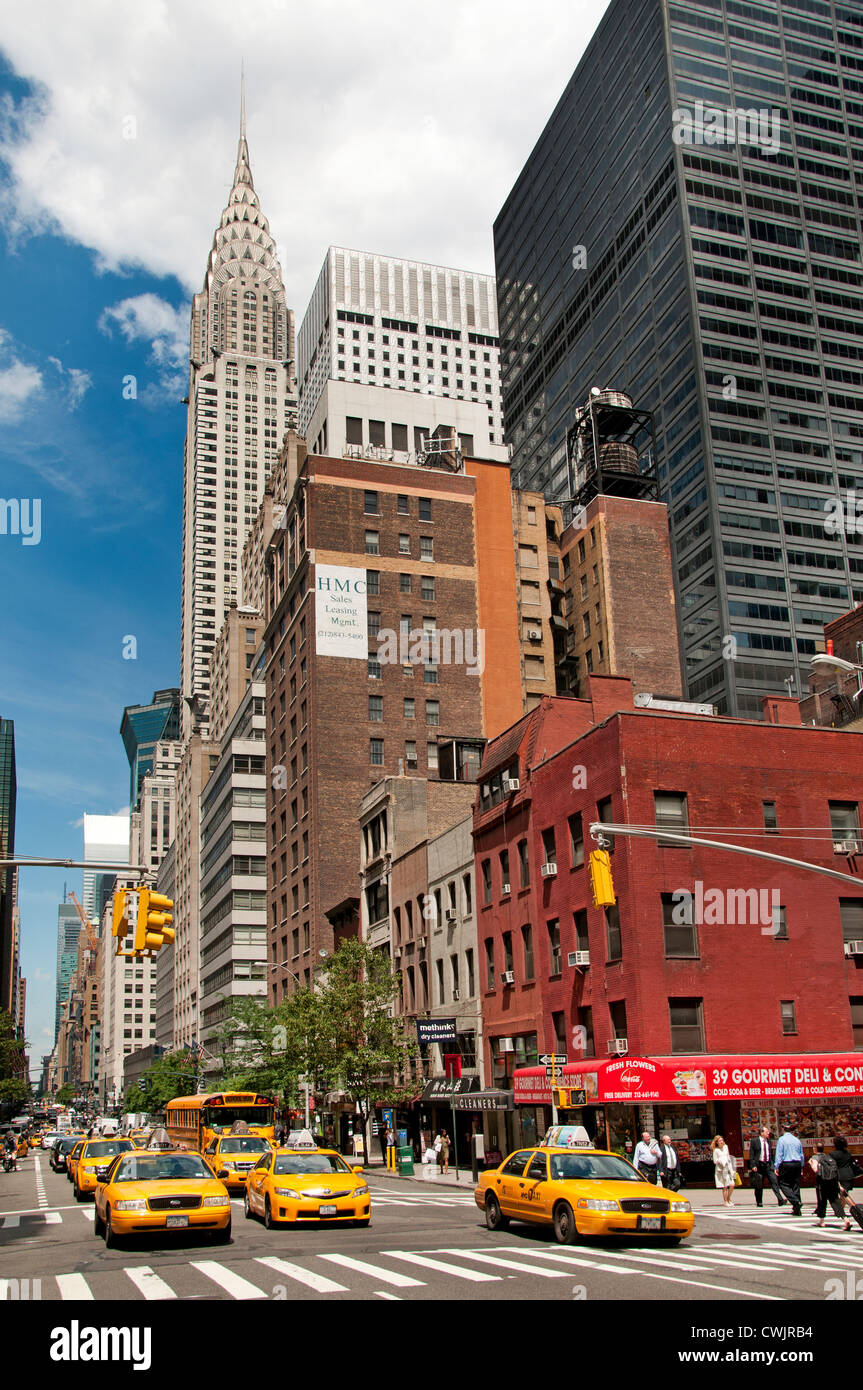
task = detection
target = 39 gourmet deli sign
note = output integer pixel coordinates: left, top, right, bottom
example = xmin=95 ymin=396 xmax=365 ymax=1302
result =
xmin=512 ymin=1055 xmax=863 ymax=1105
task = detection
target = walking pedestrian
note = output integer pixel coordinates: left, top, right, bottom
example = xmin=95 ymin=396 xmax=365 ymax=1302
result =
xmin=657 ymin=1134 xmax=681 ymax=1191
xmin=748 ymin=1127 xmax=786 ymax=1208
xmin=830 ymin=1134 xmax=863 ymax=1193
xmin=633 ymin=1131 xmax=661 ymax=1184
xmin=775 ymin=1123 xmax=805 ymax=1215
xmin=809 ymin=1142 xmax=850 ymax=1229
xmin=712 ymin=1134 xmax=737 ymax=1206
xmin=439 ymin=1130 xmax=451 ymax=1175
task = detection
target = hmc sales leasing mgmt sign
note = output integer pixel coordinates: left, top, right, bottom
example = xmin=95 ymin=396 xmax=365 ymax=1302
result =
xmin=315 ymin=565 xmax=369 ymax=659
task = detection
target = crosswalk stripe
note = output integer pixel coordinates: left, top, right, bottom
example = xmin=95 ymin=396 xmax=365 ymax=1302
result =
xmin=124 ymin=1266 xmax=178 ymax=1300
xmin=434 ymin=1248 xmax=575 ymax=1278
xmin=1 ymin=1216 xmax=20 ymax=1229
xmin=706 ymin=1241 xmax=863 ymax=1269
xmin=44 ymin=1211 xmax=61 ymax=1224
xmin=559 ymin=1245 xmax=780 ymax=1273
xmin=56 ymin=1273 xmax=93 ymax=1300
xmin=317 ymin=1254 xmax=424 ymax=1287
xmin=255 ymin=1255 xmax=349 ymax=1294
xmin=386 ymin=1250 xmax=499 ymax=1282
xmin=191 ymin=1261 xmax=269 ymax=1299
xmin=513 ymin=1247 xmax=785 ymax=1298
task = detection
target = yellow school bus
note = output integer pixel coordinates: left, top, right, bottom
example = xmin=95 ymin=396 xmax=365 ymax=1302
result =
xmin=164 ymin=1092 xmax=276 ymax=1151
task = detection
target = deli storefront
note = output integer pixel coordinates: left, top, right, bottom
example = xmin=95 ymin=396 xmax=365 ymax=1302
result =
xmin=513 ymin=1054 xmax=863 ymax=1182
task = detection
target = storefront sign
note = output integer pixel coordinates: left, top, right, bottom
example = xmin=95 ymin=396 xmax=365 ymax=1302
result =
xmin=417 ymin=1018 xmax=457 ymax=1045
xmin=315 ymin=565 xmax=368 ymax=659
xmin=514 ymin=1054 xmax=863 ymax=1105
xmin=421 ymin=1076 xmax=480 ymax=1101
xmin=452 ymin=1090 xmax=513 ymax=1112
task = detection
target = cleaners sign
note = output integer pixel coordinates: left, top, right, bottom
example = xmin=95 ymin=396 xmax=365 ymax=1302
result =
xmin=315 ymin=565 xmax=368 ymax=659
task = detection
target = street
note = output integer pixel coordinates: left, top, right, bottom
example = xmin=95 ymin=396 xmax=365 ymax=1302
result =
xmin=2 ymin=1154 xmax=862 ymax=1302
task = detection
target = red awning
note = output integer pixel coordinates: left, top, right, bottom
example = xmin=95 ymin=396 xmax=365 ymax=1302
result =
xmin=513 ymin=1054 xmax=863 ymax=1105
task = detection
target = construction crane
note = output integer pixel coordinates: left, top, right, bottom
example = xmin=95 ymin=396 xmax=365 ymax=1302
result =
xmin=67 ymin=891 xmax=100 ymax=964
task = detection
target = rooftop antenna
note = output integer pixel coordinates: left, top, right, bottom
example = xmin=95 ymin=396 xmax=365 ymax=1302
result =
xmin=240 ymin=60 xmax=246 ymax=139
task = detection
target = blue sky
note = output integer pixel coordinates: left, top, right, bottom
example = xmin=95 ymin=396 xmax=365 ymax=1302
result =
xmin=0 ymin=2 xmax=607 ymax=1075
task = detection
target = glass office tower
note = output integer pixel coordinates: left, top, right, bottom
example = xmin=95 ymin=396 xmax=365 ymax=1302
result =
xmin=495 ymin=0 xmax=863 ymax=715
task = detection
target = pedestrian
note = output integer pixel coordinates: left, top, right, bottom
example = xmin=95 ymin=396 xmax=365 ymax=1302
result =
xmin=748 ymin=1127 xmax=786 ymax=1208
xmin=830 ymin=1134 xmax=863 ymax=1194
xmin=377 ymin=1121 xmax=387 ymax=1163
xmin=775 ymin=1122 xmax=805 ymax=1215
xmin=809 ymin=1142 xmax=849 ymax=1230
xmin=712 ymin=1134 xmax=737 ymax=1206
xmin=633 ymin=1131 xmax=661 ymax=1184
xmin=439 ymin=1130 xmax=451 ymax=1175
xmin=657 ymin=1134 xmax=681 ymax=1191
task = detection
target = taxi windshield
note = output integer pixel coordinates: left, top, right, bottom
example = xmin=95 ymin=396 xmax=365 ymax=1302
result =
xmin=550 ymin=1153 xmax=642 ymax=1182
xmin=114 ymin=1154 xmax=211 ymax=1183
xmin=218 ymin=1136 xmax=270 ymax=1153
xmin=273 ymin=1154 xmax=351 ymax=1176
xmin=84 ymin=1140 xmax=134 ymax=1158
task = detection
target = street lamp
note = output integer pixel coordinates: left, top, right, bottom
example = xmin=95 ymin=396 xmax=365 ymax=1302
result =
xmin=809 ymin=648 xmax=863 ymax=701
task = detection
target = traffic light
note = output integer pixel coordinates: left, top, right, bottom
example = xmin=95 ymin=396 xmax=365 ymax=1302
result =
xmin=111 ymin=889 xmax=133 ymax=950
xmin=588 ymin=849 xmax=616 ymax=908
xmin=133 ymin=888 xmax=175 ymax=954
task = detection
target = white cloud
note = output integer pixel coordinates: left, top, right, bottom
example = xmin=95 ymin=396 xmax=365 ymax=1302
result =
xmin=0 ymin=326 xmax=43 ymax=420
xmin=0 ymin=0 xmax=609 ymax=313
xmin=47 ymin=354 xmax=93 ymax=409
xmin=99 ymin=292 xmax=188 ymax=402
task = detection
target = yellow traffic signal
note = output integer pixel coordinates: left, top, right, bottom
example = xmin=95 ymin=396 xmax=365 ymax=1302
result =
xmin=133 ymin=889 xmax=175 ymax=954
xmin=111 ymin=890 xmax=130 ymax=945
xmin=588 ymin=848 xmax=616 ymax=909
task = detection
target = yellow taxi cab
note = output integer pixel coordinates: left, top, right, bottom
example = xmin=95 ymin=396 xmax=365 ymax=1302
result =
xmin=244 ymin=1138 xmax=370 ymax=1229
xmin=475 ymin=1146 xmax=694 ymax=1245
xmin=66 ymin=1138 xmax=87 ymax=1185
xmin=93 ymin=1148 xmax=232 ymax=1247
xmin=72 ymin=1137 xmax=138 ymax=1200
xmin=203 ymin=1133 xmax=274 ymax=1191
xmin=28 ymin=1131 xmax=43 ymax=1149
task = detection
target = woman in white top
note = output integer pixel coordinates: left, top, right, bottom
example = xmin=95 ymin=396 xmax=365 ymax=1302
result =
xmin=712 ymin=1134 xmax=737 ymax=1206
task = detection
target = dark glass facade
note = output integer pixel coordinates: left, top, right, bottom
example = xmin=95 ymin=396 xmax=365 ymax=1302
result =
xmin=495 ymin=0 xmax=863 ymax=715
xmin=120 ymin=688 xmax=180 ymax=809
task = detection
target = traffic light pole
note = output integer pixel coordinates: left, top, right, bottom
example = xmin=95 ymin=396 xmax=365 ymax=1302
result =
xmin=588 ymin=823 xmax=863 ymax=885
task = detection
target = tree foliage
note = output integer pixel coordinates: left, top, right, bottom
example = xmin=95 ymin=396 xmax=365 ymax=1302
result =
xmin=127 ymin=1050 xmax=202 ymax=1114
xmin=55 ymin=1083 xmax=75 ymax=1107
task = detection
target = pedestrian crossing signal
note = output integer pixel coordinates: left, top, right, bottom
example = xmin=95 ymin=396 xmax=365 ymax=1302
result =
xmin=588 ymin=849 xmax=616 ymax=908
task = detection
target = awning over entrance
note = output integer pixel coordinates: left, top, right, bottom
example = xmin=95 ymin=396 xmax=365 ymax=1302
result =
xmin=513 ymin=1054 xmax=863 ymax=1105
xmin=421 ymin=1076 xmax=481 ymax=1102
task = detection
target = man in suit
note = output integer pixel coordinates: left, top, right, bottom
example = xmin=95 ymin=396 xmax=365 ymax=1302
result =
xmin=749 ymin=1126 xmax=786 ymax=1208
xmin=657 ymin=1134 xmax=682 ymax=1191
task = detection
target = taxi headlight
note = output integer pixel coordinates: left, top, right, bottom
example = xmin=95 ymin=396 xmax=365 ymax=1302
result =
xmin=353 ymin=1184 xmax=370 ymax=1196
xmin=221 ymin=1160 xmax=237 ymax=1170
xmin=203 ymin=1194 xmax=231 ymax=1207
xmin=671 ymin=1199 xmax=692 ymax=1212
xmin=275 ymin=1187 xmax=301 ymax=1199
xmin=115 ymin=1199 xmax=147 ymax=1212
xmin=576 ymin=1198 xmax=620 ymax=1211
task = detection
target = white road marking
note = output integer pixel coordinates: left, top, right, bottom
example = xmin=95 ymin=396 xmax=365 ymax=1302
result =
xmin=1 ymin=1216 xmax=20 ymax=1229
xmin=317 ymin=1253 xmax=424 ymax=1287
xmin=255 ymin=1255 xmax=349 ymax=1294
xmin=386 ymin=1250 xmax=499 ymax=1282
xmin=124 ymin=1266 xmax=178 ymax=1300
xmin=33 ymin=1156 xmax=48 ymax=1208
xmin=56 ymin=1273 xmax=93 ymax=1300
xmin=515 ymin=1246 xmax=785 ymax=1298
xmin=434 ymin=1247 xmax=575 ymax=1278
xmin=190 ymin=1261 xmax=269 ymax=1299
xmin=374 ymin=1290 xmax=402 ymax=1299
xmin=44 ymin=1211 xmax=61 ymax=1224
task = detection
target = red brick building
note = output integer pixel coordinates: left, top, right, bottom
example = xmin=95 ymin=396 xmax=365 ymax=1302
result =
xmin=473 ymin=680 xmax=863 ymax=1171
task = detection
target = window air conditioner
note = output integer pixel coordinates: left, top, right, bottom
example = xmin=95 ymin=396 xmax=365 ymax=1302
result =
xmin=503 ymin=777 xmax=520 ymax=793
xmin=498 ymin=1037 xmax=514 ymax=1052
xmin=445 ymin=908 xmax=457 ymax=923
xmin=502 ymin=970 xmax=515 ymax=985
xmin=607 ymin=1037 xmax=628 ymax=1055
xmin=541 ymin=862 xmax=558 ymax=878
xmin=527 ymin=631 xmax=542 ymax=644
xmin=502 ymin=883 xmax=511 ymax=895
xmin=452 ymin=988 xmax=460 ymax=1001
xmin=844 ymin=940 xmax=863 ymax=956
xmin=835 ymin=840 xmax=861 ymax=855
xmin=568 ymin=950 xmax=590 ymax=967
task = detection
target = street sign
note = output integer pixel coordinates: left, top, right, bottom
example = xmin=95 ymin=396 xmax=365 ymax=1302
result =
xmin=545 ymin=1066 xmax=563 ymax=1078
xmin=417 ymin=1018 xmax=457 ymax=1045
xmin=539 ymin=1053 xmax=567 ymax=1065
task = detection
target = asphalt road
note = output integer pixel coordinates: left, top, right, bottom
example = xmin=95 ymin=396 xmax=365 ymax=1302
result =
xmin=1 ymin=1153 xmax=862 ymax=1302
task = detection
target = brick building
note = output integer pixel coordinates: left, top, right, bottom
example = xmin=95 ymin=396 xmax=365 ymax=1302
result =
xmin=801 ymin=605 xmax=863 ymax=732
xmin=473 ymin=681 xmax=863 ymax=1172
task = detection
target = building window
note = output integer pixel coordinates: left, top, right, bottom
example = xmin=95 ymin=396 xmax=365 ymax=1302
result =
xmin=518 ymin=838 xmax=530 ymax=888
xmin=368 ymin=657 xmax=381 ymax=679
xmin=421 ymin=576 xmax=435 ymax=601
xmin=773 ymin=903 xmax=787 ymax=939
xmin=840 ymin=899 xmax=863 ymax=944
xmin=420 ymin=536 xmax=434 ymax=561
xmin=400 ymin=573 xmax=411 ymax=593
xmin=502 ymin=931 xmax=513 ymax=974
xmin=405 ymin=740 xmax=417 ymax=766
xmin=369 ymin=696 xmax=383 ymax=722
xmin=399 ymin=534 xmax=411 ymax=555
xmin=662 ymin=893 xmax=699 ymax=958
xmin=763 ymin=801 xmax=778 ymax=835
xmin=485 ymin=938 xmax=495 ymax=990
xmin=427 ymin=742 xmax=438 ymax=770
xmin=370 ymin=738 xmax=384 ymax=766
xmin=609 ymin=999 xmax=627 ymax=1043
xmin=481 ymin=859 xmax=492 ymax=905
xmin=522 ymin=924 xmax=534 ymax=980
xmin=547 ymin=919 xmax=561 ymax=976
xmin=596 ymin=795 xmax=614 ymax=849
xmin=568 ymin=812 xmax=584 ymax=868
xmin=424 ymin=665 xmax=438 ymax=685
xmin=425 ymin=700 xmax=440 ymax=725
xmin=346 ymin=416 xmax=363 ymax=446
xmin=436 ymin=959 xmax=445 ymax=1005
xmin=541 ymin=827 xmax=556 ymax=869
xmin=397 ymin=494 xmax=409 ymax=514
xmin=830 ymin=801 xmax=861 ymax=847
xmin=669 ymin=998 xmax=705 ymax=1053
xmin=781 ymin=1000 xmax=798 ymax=1035
xmin=365 ymin=531 xmax=379 ymax=555
xmin=404 ymin=697 xmax=415 ymax=719
xmin=366 ymin=569 xmax=380 ymax=596
xmin=654 ymin=791 xmax=688 ymax=847
xmin=466 ymin=948 xmax=475 ymax=996
xmin=500 ymin=849 xmax=510 ymax=893
xmin=574 ymin=908 xmax=588 ymax=952
xmin=463 ymin=873 xmax=472 ymax=917
xmin=419 ymin=497 xmax=432 ymax=521
xmin=364 ymin=490 xmax=379 ymax=515
xmin=606 ymin=904 xmax=621 ymax=962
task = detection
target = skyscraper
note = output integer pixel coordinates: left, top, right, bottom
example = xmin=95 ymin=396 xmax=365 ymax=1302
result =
xmin=120 ymin=689 xmax=180 ymax=809
xmin=180 ymin=85 xmax=296 ymax=735
xmin=82 ymin=813 xmax=129 ymax=921
xmin=297 ymin=247 xmax=505 ymax=463
xmin=0 ymin=717 xmax=17 ymax=1017
xmin=494 ymin=0 xmax=863 ymax=716
xmin=55 ymin=902 xmax=80 ymax=1044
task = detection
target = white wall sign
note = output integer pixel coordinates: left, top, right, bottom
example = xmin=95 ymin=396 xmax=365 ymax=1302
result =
xmin=315 ymin=565 xmax=368 ymax=659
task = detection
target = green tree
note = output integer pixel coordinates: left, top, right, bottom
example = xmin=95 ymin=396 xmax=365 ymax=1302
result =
xmin=0 ymin=1078 xmax=31 ymax=1112
xmin=55 ymin=1083 xmax=75 ymax=1107
xmin=129 ymin=1049 xmax=200 ymax=1114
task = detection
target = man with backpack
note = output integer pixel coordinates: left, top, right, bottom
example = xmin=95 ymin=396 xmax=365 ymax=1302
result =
xmin=810 ymin=1142 xmax=850 ymax=1229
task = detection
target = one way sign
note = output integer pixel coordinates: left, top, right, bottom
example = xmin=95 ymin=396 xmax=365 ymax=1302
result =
xmin=539 ymin=1053 xmax=567 ymax=1065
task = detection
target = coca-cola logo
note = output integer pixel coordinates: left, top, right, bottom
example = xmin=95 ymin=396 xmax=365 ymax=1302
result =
xmin=619 ymin=1070 xmax=643 ymax=1088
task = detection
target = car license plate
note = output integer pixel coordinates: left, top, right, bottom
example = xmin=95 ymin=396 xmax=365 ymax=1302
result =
xmin=639 ymin=1216 xmax=662 ymax=1230
xmin=166 ymin=1214 xmax=188 ymax=1228
xmin=318 ymin=1204 xmax=338 ymax=1216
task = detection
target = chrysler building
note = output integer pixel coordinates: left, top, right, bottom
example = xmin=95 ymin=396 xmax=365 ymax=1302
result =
xmin=180 ymin=87 xmax=296 ymax=734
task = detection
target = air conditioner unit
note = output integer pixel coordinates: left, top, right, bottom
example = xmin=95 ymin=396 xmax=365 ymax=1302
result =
xmin=502 ymin=883 xmax=511 ymax=896
xmin=541 ymin=862 xmax=558 ymax=878
xmin=835 ymin=840 xmax=861 ymax=855
xmin=527 ymin=631 xmax=542 ymax=644
xmin=568 ymin=950 xmax=590 ymax=967
xmin=417 ymin=935 xmax=428 ymax=950
xmin=607 ymin=1037 xmax=629 ymax=1055
xmin=845 ymin=939 xmax=863 ymax=956
xmin=498 ymin=1037 xmax=514 ymax=1052
xmin=503 ymin=777 xmax=520 ymax=793
xmin=452 ymin=988 xmax=460 ymax=1001
xmin=445 ymin=908 xmax=457 ymax=923
xmin=502 ymin=970 xmax=515 ymax=985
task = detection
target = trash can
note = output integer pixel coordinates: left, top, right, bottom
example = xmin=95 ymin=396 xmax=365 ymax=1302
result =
xmin=397 ymin=1145 xmax=415 ymax=1176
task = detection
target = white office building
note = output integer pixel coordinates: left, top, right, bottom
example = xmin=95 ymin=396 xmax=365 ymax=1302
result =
xmin=297 ymin=247 xmax=506 ymax=462
xmin=82 ymin=813 xmax=130 ymax=921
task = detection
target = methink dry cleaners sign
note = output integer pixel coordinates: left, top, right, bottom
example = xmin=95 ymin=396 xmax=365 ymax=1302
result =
xmin=315 ymin=565 xmax=368 ymax=659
